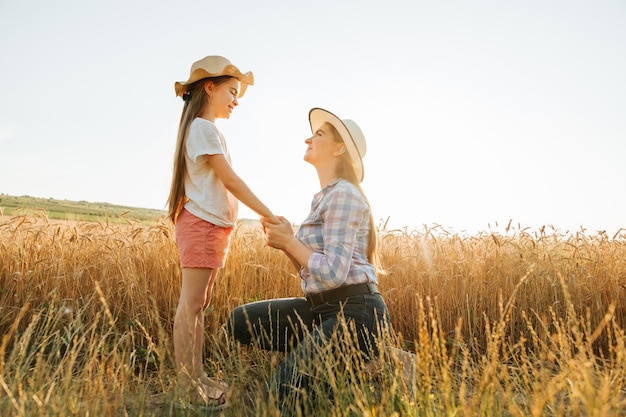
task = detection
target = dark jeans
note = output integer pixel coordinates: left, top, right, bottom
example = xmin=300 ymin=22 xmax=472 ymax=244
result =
xmin=227 ymin=293 xmax=390 ymax=404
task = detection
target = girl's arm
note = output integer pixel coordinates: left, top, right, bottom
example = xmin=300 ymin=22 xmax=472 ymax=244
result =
xmin=207 ymin=154 xmax=277 ymax=221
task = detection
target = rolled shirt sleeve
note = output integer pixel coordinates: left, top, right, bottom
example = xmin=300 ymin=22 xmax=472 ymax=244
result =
xmin=296 ymin=180 xmax=376 ymax=294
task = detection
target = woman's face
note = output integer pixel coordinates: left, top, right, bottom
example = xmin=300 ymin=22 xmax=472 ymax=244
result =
xmin=304 ymin=123 xmax=344 ymax=165
xmin=203 ymin=78 xmax=240 ymax=121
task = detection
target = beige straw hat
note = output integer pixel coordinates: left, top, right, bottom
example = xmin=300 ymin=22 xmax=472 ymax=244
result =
xmin=309 ymin=107 xmax=366 ymax=183
xmin=174 ymin=55 xmax=254 ymax=98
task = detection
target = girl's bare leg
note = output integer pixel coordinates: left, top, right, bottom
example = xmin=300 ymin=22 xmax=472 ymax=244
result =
xmin=174 ymin=267 xmax=221 ymax=397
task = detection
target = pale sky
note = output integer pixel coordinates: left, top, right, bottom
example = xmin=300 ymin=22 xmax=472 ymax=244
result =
xmin=1 ymin=0 xmax=624 ymax=235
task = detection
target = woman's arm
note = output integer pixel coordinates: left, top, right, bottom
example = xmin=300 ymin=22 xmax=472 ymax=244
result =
xmin=282 ymin=250 xmax=303 ymax=272
xmin=304 ymin=186 xmax=367 ymax=289
xmin=261 ymin=217 xmax=313 ymax=271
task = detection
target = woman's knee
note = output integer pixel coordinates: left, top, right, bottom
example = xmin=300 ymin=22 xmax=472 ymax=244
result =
xmin=226 ymin=305 xmax=252 ymax=343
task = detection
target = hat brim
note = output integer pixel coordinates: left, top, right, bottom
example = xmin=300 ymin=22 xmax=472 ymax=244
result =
xmin=174 ymin=69 xmax=254 ymax=98
xmin=309 ymin=108 xmax=364 ymax=182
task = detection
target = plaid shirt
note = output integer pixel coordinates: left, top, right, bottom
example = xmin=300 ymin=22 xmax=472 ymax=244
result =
xmin=296 ymin=179 xmax=378 ymax=294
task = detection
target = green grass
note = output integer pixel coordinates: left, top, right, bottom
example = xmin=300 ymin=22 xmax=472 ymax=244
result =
xmin=0 ymin=194 xmax=166 ymax=223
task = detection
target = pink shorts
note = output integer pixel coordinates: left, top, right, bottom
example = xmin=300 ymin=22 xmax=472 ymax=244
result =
xmin=175 ymin=208 xmax=233 ymax=269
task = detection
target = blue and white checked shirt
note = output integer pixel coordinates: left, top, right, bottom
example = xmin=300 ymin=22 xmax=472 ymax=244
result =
xmin=296 ymin=179 xmax=378 ymax=294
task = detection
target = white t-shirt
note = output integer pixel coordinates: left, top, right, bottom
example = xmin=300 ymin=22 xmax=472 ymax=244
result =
xmin=183 ymin=118 xmax=238 ymax=227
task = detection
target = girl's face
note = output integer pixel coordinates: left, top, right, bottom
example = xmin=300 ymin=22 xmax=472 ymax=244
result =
xmin=202 ymin=78 xmax=241 ymax=121
xmin=304 ymin=123 xmax=344 ymax=166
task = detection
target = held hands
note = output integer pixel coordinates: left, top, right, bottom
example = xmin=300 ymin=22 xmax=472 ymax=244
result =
xmin=263 ymin=213 xmax=280 ymax=225
xmin=259 ymin=214 xmax=279 ymax=235
xmin=260 ymin=215 xmax=294 ymax=250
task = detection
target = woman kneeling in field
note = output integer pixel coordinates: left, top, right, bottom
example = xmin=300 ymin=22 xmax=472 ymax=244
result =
xmin=228 ymin=108 xmax=391 ymax=411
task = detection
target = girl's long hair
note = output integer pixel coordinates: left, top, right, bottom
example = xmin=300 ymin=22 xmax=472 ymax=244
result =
xmin=326 ymin=123 xmax=380 ymax=270
xmin=167 ymin=76 xmax=234 ymax=223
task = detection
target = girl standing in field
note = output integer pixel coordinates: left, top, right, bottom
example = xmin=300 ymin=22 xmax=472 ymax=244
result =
xmin=228 ymin=108 xmax=391 ymax=411
xmin=167 ymin=55 xmax=277 ymax=410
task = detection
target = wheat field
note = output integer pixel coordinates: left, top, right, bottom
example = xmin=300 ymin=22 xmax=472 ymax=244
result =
xmin=1 ymin=214 xmax=625 ymax=416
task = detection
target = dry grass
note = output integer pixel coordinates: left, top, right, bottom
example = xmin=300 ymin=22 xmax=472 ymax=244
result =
xmin=1 ymin=214 xmax=625 ymax=416
xmin=378 ymin=222 xmax=626 ymax=350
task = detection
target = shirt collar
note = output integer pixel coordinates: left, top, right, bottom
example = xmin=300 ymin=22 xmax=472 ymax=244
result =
xmin=311 ymin=179 xmax=343 ymax=209
xmin=324 ymin=178 xmax=342 ymax=190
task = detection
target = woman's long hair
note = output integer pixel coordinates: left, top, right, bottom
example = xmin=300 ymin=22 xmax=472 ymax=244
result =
xmin=167 ymin=76 xmax=234 ymax=223
xmin=326 ymin=123 xmax=380 ymax=269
